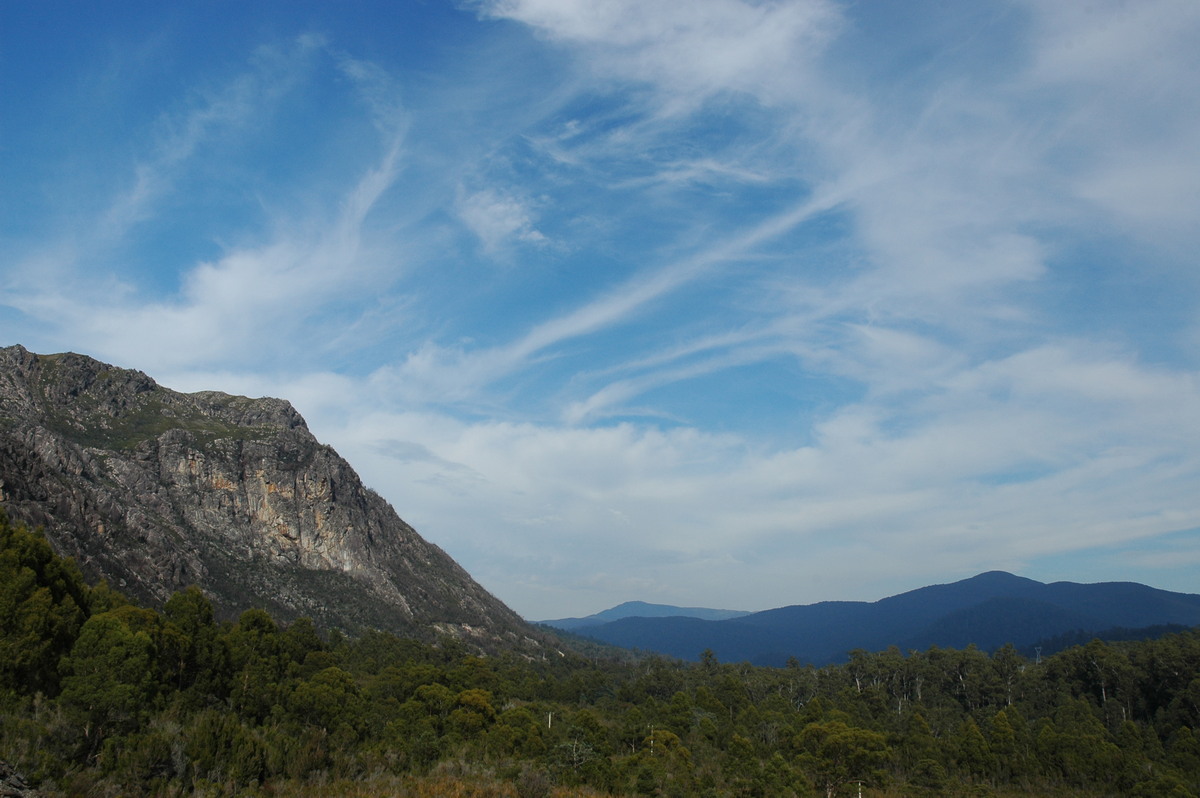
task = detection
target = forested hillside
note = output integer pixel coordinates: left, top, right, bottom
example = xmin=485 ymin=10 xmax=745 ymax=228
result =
xmin=2 ymin=512 xmax=1198 ymax=797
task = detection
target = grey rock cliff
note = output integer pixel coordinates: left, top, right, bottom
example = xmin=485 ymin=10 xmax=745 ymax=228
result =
xmin=0 ymin=760 xmax=40 ymax=798
xmin=0 ymin=345 xmax=537 ymax=651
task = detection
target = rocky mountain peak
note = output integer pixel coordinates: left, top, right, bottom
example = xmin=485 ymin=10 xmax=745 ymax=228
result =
xmin=0 ymin=345 xmax=540 ymax=653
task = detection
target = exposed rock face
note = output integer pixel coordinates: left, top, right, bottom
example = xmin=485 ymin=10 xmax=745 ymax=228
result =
xmin=0 ymin=760 xmax=40 ymax=798
xmin=0 ymin=345 xmax=536 ymax=650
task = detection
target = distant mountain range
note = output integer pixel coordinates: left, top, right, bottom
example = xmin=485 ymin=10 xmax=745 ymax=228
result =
xmin=539 ymin=601 xmax=752 ymax=631
xmin=544 ymin=571 xmax=1200 ymax=666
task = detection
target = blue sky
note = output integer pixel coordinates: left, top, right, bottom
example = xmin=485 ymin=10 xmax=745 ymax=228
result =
xmin=3 ymin=0 xmax=1200 ymax=619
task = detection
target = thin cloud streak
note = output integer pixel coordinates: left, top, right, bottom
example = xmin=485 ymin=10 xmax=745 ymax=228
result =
xmin=386 ymin=187 xmax=851 ymax=411
xmin=8 ymin=39 xmax=409 ymax=375
xmin=41 ymin=132 xmax=406 ymax=374
xmin=101 ymin=36 xmax=325 ymax=241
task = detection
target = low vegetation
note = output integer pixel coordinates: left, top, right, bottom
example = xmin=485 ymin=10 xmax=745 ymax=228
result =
xmin=2 ymin=511 xmax=1198 ymax=796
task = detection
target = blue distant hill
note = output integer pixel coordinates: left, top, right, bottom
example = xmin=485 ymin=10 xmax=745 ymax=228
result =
xmin=551 ymin=572 xmax=1200 ymax=666
xmin=538 ymin=600 xmax=751 ymax=631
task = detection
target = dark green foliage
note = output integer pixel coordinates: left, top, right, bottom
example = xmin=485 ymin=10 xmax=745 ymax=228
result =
xmin=0 ymin=512 xmax=89 ymax=694
xmin=291 ymin=666 xmax=364 ymax=735
xmin=2 ymin=514 xmax=1200 ymax=796
xmin=226 ymin=608 xmax=290 ymax=723
xmin=59 ymin=605 xmax=162 ymax=746
xmin=161 ymin=584 xmax=228 ymax=704
xmin=794 ymin=719 xmax=890 ymax=797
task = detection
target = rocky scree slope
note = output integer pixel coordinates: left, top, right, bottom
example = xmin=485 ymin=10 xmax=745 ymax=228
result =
xmin=0 ymin=345 xmax=538 ymax=652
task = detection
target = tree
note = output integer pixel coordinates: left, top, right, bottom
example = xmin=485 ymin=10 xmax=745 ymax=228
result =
xmin=280 ymin=617 xmax=325 ymax=669
xmin=59 ymin=606 xmax=162 ymax=754
xmin=952 ymin=716 xmax=994 ymax=781
xmin=490 ymin=706 xmax=547 ymax=758
xmin=448 ymin=687 xmax=497 ymax=738
xmin=794 ymin=719 xmax=890 ymax=798
xmin=289 ymin=666 xmax=363 ymax=734
xmin=225 ymin=608 xmax=289 ymax=722
xmin=909 ymin=758 xmax=949 ymax=797
xmin=161 ymin=585 xmax=225 ymax=702
xmin=0 ymin=514 xmax=90 ymax=694
xmin=896 ymin=712 xmax=939 ymax=772
xmin=988 ymin=708 xmax=1025 ymax=782
xmin=990 ymin=643 xmax=1027 ymax=707
xmin=1167 ymin=726 xmax=1200 ymax=783
xmin=1036 ymin=699 xmax=1126 ymax=789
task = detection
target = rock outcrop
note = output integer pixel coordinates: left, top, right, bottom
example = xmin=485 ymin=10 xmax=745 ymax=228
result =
xmin=0 ymin=761 xmax=40 ymax=798
xmin=0 ymin=345 xmax=537 ymax=651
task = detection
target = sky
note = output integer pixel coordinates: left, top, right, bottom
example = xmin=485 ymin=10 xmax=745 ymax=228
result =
xmin=3 ymin=0 xmax=1200 ymax=620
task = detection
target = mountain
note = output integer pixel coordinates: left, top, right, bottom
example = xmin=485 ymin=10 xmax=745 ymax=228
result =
xmin=0 ymin=345 xmax=539 ymax=652
xmin=574 ymin=571 xmax=1200 ymax=665
xmin=539 ymin=600 xmax=751 ymax=631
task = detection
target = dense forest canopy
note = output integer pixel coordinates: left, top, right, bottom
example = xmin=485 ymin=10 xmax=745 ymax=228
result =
xmin=2 ymin=511 xmax=1198 ymax=797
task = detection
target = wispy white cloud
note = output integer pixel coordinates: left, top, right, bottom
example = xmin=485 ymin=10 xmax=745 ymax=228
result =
xmin=4 ymin=1 xmax=1200 ymax=619
xmin=482 ymin=0 xmax=1055 ymax=351
xmin=27 ymin=130 xmax=405 ymax=374
xmin=1024 ymin=1 xmax=1200 ymax=241
xmin=480 ymin=0 xmax=841 ymax=110
xmin=316 ymin=332 xmax=1200 ymax=615
xmin=457 ymin=187 xmax=547 ymax=252
xmin=320 ymin=1 xmax=1200 ymax=615
xmin=102 ymin=35 xmax=326 ymax=239
xmin=376 ymin=184 xmax=848 ymax=413
xmin=7 ymin=37 xmax=410 ymax=375
xmin=335 ymin=52 xmax=409 ymax=134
